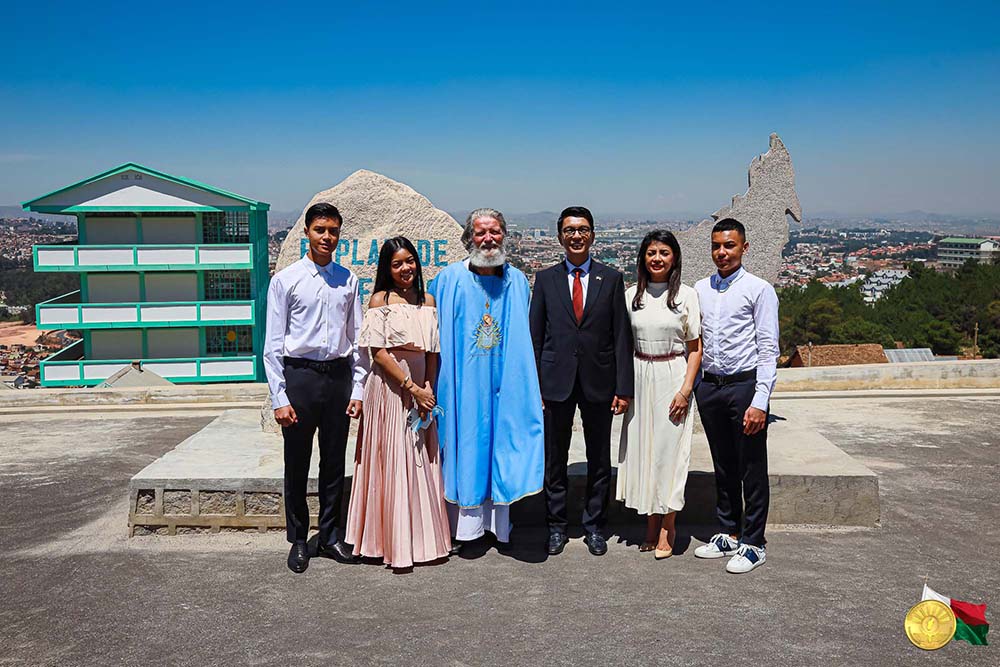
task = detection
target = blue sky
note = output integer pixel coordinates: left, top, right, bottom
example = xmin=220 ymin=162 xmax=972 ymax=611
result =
xmin=3 ymin=1 xmax=999 ymax=218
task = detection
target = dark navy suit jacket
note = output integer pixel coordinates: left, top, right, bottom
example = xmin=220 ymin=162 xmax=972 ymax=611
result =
xmin=528 ymin=258 xmax=634 ymax=403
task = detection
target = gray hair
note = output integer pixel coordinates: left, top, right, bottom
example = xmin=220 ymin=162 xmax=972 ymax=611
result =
xmin=462 ymin=207 xmax=508 ymax=251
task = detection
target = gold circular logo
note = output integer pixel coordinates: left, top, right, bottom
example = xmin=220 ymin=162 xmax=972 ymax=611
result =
xmin=904 ymin=600 xmax=956 ymax=650
xmin=226 ymin=330 xmax=237 ymax=342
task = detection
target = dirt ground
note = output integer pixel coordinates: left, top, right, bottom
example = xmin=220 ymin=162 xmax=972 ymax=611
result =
xmin=0 ymin=322 xmax=43 ymax=347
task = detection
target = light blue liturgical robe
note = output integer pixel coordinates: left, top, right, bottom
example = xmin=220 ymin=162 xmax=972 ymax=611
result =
xmin=429 ymin=260 xmax=544 ymax=508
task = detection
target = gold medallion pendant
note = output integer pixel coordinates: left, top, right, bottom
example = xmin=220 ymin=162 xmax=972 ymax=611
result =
xmin=904 ymin=599 xmax=956 ymax=650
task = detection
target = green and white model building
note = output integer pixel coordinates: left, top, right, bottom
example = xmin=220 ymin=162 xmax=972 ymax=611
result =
xmin=24 ymin=163 xmax=270 ymax=386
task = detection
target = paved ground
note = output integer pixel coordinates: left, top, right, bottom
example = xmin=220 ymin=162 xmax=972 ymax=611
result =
xmin=0 ymin=395 xmax=996 ymax=666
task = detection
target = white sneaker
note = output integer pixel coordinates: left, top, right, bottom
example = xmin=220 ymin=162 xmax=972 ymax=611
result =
xmin=726 ymin=544 xmax=766 ymax=573
xmin=694 ymin=533 xmax=739 ymax=559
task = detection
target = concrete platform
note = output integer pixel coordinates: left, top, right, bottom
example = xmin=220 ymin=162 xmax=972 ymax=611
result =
xmin=128 ymin=399 xmax=879 ymax=534
xmin=0 ymin=382 xmax=268 ymax=415
xmin=9 ymin=392 xmax=999 ymax=666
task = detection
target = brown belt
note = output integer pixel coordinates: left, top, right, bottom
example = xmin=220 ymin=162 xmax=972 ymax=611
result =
xmin=634 ymin=350 xmax=683 ymax=362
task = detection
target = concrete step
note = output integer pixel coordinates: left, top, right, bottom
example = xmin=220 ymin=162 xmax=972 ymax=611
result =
xmin=0 ymin=401 xmax=262 ymax=416
xmin=0 ymin=383 xmax=269 ymax=411
xmin=128 ymin=404 xmax=879 ymax=535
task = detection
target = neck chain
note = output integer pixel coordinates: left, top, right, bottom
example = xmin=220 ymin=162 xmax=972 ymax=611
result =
xmin=390 ymin=285 xmax=417 ymax=305
xmin=469 ymin=265 xmax=501 ymax=310
xmin=470 ymin=269 xmax=503 ymax=351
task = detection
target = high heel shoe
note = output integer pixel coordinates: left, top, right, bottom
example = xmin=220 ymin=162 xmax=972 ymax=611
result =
xmin=654 ymin=547 xmax=673 ymax=560
xmin=639 ymin=542 xmax=656 ymax=552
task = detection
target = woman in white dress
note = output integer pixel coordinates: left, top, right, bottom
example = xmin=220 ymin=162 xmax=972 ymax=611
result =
xmin=616 ymin=230 xmax=702 ymax=559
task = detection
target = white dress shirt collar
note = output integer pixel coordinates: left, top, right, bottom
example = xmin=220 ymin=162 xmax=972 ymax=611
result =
xmin=710 ymin=265 xmax=745 ymax=292
xmin=302 ymin=255 xmax=336 ymax=277
xmin=564 ymin=255 xmax=592 ymax=275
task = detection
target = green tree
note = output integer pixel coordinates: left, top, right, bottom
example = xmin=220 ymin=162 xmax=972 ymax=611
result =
xmin=980 ymin=330 xmax=1000 ymax=358
xmin=985 ymin=300 xmax=1000 ymax=328
xmin=0 ymin=269 xmax=79 ymax=314
xmin=912 ymin=319 xmax=963 ymax=355
xmin=976 ymin=300 xmax=1000 ymax=358
xmin=829 ymin=317 xmax=896 ymax=348
xmin=778 ymin=262 xmax=1000 ymax=357
xmin=799 ymin=298 xmax=843 ymax=344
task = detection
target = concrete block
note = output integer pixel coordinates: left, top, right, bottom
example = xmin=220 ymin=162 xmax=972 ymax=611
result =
xmin=0 ymin=383 xmax=269 ymax=412
xmin=776 ymin=359 xmax=1000 ymax=392
xmin=129 ymin=402 xmax=880 ymax=534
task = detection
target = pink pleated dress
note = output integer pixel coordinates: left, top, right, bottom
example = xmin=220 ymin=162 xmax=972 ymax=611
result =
xmin=345 ymin=303 xmax=452 ymax=568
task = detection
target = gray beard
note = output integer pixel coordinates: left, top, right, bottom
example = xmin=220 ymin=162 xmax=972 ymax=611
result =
xmin=469 ymin=246 xmax=507 ymax=268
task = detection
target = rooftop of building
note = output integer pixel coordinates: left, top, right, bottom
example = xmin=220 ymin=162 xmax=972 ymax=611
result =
xmin=937 ymin=236 xmax=995 ymax=245
xmin=22 ymin=162 xmax=270 ymax=214
xmin=884 ymin=348 xmax=936 ymax=363
xmin=787 ymin=343 xmax=888 ymax=367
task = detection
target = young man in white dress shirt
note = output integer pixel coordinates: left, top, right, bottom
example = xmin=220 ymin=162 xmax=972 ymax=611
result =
xmin=264 ymin=202 xmax=369 ymax=573
xmin=692 ymin=218 xmax=779 ymax=574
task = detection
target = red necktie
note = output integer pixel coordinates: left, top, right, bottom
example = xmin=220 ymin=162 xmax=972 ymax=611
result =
xmin=572 ymin=268 xmax=584 ymax=323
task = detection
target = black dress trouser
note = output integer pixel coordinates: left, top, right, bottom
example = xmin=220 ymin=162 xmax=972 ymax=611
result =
xmin=695 ymin=377 xmax=770 ymax=547
xmin=544 ymin=380 xmax=614 ymax=534
xmin=281 ymin=358 xmax=352 ymax=545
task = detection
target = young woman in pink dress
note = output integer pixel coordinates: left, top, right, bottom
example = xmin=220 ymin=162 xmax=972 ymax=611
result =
xmin=346 ymin=237 xmax=452 ymax=569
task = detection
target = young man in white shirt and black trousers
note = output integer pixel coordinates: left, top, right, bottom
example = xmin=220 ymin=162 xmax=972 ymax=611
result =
xmin=693 ymin=218 xmax=779 ymax=574
xmin=264 ymin=203 xmax=369 ymax=573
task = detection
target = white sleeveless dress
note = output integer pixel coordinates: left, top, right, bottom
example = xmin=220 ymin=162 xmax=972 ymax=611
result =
xmin=616 ymin=282 xmax=701 ymax=515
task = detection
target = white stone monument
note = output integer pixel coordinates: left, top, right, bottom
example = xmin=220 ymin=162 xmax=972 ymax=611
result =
xmin=273 ymin=169 xmax=464 ymax=294
xmin=678 ymin=133 xmax=802 ymax=285
xmin=263 ymin=169 xmax=465 ymax=431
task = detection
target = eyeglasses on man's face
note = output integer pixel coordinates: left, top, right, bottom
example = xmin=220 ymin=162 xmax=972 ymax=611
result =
xmin=561 ymin=227 xmax=592 ymax=238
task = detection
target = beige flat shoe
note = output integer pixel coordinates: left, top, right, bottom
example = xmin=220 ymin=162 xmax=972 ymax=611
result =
xmin=654 ymin=547 xmax=673 ymax=560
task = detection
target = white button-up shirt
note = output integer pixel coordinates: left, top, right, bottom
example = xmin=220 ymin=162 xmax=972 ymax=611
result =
xmin=564 ymin=256 xmax=592 ymax=302
xmin=264 ymin=256 xmax=369 ymax=409
xmin=694 ymin=266 xmax=780 ymax=411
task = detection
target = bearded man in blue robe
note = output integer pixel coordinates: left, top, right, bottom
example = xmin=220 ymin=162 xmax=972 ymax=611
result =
xmin=429 ymin=208 xmax=544 ymax=548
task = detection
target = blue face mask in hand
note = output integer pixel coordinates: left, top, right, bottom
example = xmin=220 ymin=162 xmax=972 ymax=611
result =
xmin=407 ymin=405 xmax=444 ymax=433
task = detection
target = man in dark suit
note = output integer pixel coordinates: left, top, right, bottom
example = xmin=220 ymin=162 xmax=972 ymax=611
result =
xmin=529 ymin=206 xmax=634 ymax=556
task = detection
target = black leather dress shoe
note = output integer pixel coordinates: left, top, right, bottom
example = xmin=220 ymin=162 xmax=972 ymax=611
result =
xmin=547 ymin=531 xmax=569 ymax=555
xmin=584 ymin=532 xmax=607 ymax=556
xmin=287 ymin=542 xmax=309 ymax=573
xmin=317 ymin=540 xmax=360 ymax=564
xmin=449 ymin=541 xmax=463 ymax=556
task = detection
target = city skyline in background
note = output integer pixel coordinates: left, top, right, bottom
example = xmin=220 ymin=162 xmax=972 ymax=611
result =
xmin=2 ymin=2 xmax=1000 ymax=218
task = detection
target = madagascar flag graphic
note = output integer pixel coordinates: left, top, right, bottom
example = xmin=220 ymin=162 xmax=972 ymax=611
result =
xmin=922 ymin=585 xmax=990 ymax=645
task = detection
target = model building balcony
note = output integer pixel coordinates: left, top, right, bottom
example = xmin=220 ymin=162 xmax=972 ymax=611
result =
xmin=33 ymin=243 xmax=254 ymax=272
xmin=38 ymin=340 xmax=257 ymax=386
xmin=36 ymin=291 xmax=255 ymax=330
